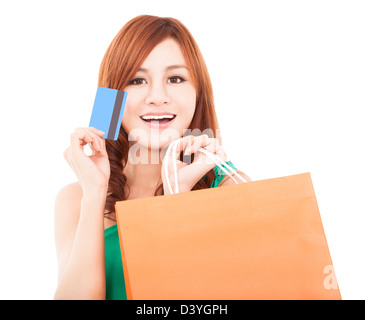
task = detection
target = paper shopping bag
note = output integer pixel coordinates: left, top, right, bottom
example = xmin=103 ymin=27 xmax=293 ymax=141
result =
xmin=115 ymin=172 xmax=341 ymax=300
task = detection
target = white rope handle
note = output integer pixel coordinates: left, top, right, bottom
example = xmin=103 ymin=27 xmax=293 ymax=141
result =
xmin=163 ymin=137 xmax=247 ymax=194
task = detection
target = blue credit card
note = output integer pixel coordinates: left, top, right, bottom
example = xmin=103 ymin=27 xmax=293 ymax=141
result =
xmin=89 ymin=87 xmax=127 ymax=140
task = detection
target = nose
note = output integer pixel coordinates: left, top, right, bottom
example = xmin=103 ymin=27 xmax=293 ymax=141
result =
xmin=145 ymin=82 xmax=171 ymax=106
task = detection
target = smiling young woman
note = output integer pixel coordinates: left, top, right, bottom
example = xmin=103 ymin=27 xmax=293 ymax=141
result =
xmin=98 ymin=15 xmax=222 ymax=210
xmin=54 ymin=15 xmax=250 ymax=300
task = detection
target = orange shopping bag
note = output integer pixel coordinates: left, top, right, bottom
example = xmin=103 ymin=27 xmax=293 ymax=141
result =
xmin=115 ymin=139 xmax=341 ymax=300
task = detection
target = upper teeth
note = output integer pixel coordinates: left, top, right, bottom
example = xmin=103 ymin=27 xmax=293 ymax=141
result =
xmin=141 ymin=115 xmax=175 ymax=120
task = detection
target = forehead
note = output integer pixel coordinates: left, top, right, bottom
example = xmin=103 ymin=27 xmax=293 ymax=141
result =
xmin=140 ymin=38 xmax=187 ymax=69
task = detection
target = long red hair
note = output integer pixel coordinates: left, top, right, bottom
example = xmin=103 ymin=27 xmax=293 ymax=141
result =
xmin=98 ymin=15 xmax=220 ymax=215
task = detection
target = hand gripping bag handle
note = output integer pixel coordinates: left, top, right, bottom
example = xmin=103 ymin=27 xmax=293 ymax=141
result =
xmin=163 ymin=137 xmax=247 ymax=194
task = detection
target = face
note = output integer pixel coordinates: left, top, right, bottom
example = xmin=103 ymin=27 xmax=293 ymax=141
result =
xmin=121 ymin=38 xmax=197 ymax=153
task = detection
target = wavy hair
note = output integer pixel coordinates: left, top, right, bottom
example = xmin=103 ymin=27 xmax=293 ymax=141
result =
xmin=98 ymin=15 xmax=220 ymax=215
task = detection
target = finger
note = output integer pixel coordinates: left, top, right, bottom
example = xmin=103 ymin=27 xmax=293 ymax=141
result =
xmin=71 ymin=128 xmax=89 ymax=147
xmin=185 ymin=135 xmax=213 ymax=155
xmin=202 ymin=144 xmax=229 ymax=163
xmin=188 ymin=137 xmax=225 ymax=166
xmin=75 ymin=128 xmax=103 ymax=155
xmin=88 ymin=128 xmax=107 ymax=155
xmin=200 ymin=138 xmax=220 ymax=154
xmin=89 ymin=127 xmax=106 ymax=137
xmin=70 ymin=128 xmax=95 ymax=162
xmin=81 ymin=133 xmax=101 ymax=155
xmin=179 ymin=158 xmax=216 ymax=188
xmin=90 ymin=135 xmax=102 ymax=154
xmin=98 ymin=135 xmax=107 ymax=155
xmin=82 ymin=132 xmax=94 ymax=146
xmin=72 ymin=127 xmax=100 ymax=144
xmin=168 ymin=136 xmax=194 ymax=159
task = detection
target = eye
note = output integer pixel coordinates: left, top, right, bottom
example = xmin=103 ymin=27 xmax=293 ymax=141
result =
xmin=128 ymin=78 xmax=146 ymax=85
xmin=168 ymin=76 xmax=186 ymax=84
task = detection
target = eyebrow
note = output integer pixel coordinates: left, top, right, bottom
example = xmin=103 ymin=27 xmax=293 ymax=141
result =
xmin=137 ymin=64 xmax=188 ymax=72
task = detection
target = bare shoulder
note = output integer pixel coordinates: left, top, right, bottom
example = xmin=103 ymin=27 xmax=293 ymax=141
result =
xmin=55 ymin=181 xmax=83 ymax=202
xmin=54 ymin=182 xmax=83 ymax=246
xmin=54 ymin=182 xmax=83 ymax=223
xmin=218 ymin=170 xmax=252 ymax=187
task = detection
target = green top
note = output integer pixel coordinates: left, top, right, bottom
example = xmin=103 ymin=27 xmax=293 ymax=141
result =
xmin=104 ymin=161 xmax=237 ymax=300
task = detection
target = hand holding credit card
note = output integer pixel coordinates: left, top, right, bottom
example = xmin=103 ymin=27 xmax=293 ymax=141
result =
xmin=89 ymin=87 xmax=127 ymax=140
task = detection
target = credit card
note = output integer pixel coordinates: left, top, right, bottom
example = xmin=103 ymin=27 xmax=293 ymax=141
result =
xmin=89 ymin=87 xmax=127 ymax=140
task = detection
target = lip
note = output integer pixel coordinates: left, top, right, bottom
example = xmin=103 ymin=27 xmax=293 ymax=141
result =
xmin=140 ymin=114 xmax=177 ymax=129
xmin=140 ymin=112 xmax=176 ymax=117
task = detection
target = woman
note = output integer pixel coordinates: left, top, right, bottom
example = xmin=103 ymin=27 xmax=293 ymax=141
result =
xmin=54 ymin=15 xmax=250 ymax=300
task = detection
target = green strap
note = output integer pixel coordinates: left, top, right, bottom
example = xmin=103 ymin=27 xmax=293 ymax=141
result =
xmin=210 ymin=160 xmax=237 ymax=188
xmin=201 ymin=160 xmax=238 ymax=188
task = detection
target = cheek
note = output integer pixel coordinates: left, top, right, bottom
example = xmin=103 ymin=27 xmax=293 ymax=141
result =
xmin=121 ymin=96 xmax=141 ymax=128
xmin=179 ymin=92 xmax=196 ymax=121
xmin=123 ymin=94 xmax=140 ymax=115
xmin=121 ymin=106 xmax=132 ymax=131
xmin=174 ymin=86 xmax=196 ymax=112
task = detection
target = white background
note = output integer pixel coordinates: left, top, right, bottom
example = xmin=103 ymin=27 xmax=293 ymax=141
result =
xmin=0 ymin=0 xmax=364 ymax=299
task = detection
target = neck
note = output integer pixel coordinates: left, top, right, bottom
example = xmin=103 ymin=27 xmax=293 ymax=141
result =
xmin=123 ymin=142 xmax=168 ymax=196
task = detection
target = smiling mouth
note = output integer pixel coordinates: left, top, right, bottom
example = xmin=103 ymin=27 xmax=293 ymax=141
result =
xmin=140 ymin=115 xmax=176 ymax=124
